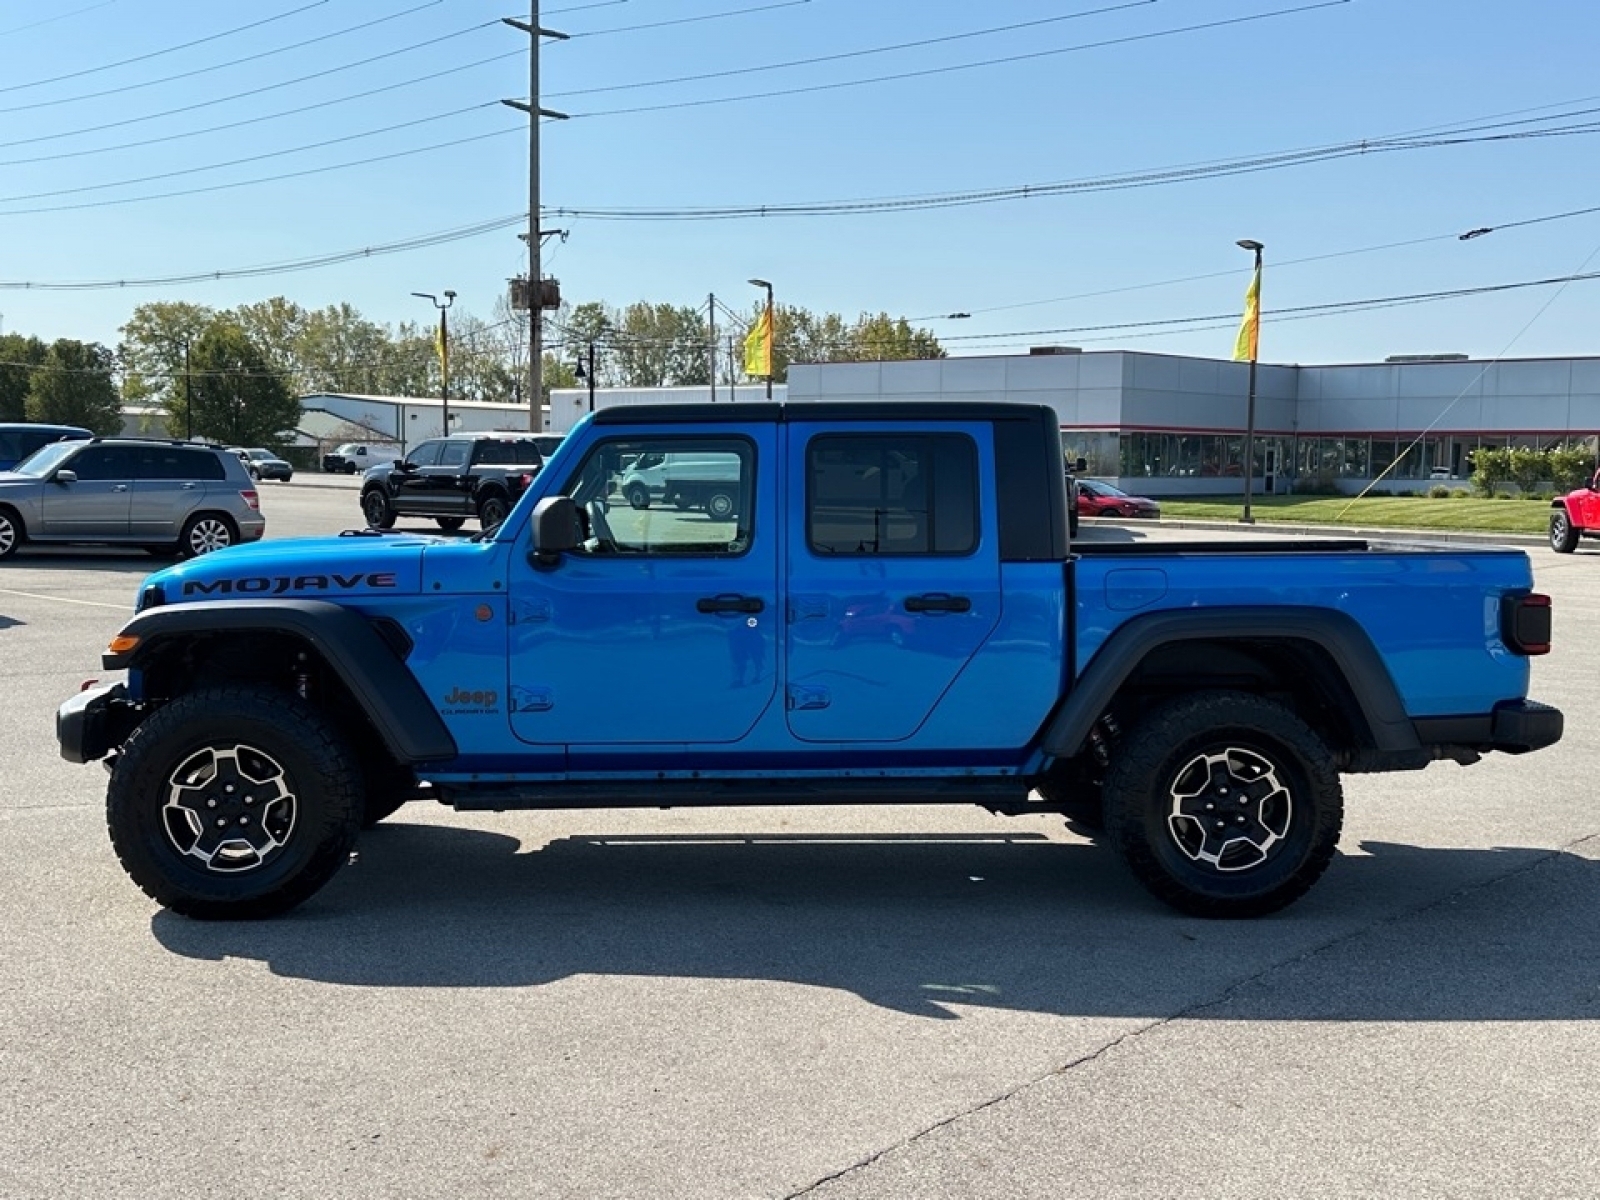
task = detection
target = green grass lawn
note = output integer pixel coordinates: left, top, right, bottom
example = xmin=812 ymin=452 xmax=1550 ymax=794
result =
xmin=1155 ymin=494 xmax=1554 ymax=534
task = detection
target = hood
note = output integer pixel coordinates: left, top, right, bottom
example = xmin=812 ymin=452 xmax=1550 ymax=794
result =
xmin=142 ymin=533 xmax=441 ymax=606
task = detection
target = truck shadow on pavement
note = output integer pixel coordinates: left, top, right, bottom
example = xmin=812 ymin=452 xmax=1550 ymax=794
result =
xmin=151 ymin=823 xmax=1600 ymax=1021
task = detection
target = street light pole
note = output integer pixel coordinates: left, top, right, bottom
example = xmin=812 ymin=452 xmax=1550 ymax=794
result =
xmin=1235 ymin=239 xmax=1264 ymax=524
xmin=574 ymin=341 xmax=596 ymax=412
xmin=412 ymin=290 xmax=456 ymax=435
xmin=748 ymin=278 xmax=774 ymax=400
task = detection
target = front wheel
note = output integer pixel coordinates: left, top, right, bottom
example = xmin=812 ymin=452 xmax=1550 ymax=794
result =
xmin=362 ymin=489 xmax=396 ymax=529
xmin=625 ymin=483 xmax=651 ymax=510
xmin=1550 ymin=508 xmax=1580 ymax=553
xmin=178 ymin=513 xmax=237 ymax=559
xmin=105 ymin=686 xmax=364 ymax=919
xmin=435 ymin=516 xmax=466 ymax=533
xmin=1103 ymin=691 xmax=1343 ymax=918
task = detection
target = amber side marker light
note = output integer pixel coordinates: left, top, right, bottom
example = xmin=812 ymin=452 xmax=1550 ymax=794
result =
xmin=107 ymin=634 xmax=140 ymax=656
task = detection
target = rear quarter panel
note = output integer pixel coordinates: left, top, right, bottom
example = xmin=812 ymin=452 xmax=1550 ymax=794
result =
xmin=1072 ymin=546 xmax=1536 ymax=717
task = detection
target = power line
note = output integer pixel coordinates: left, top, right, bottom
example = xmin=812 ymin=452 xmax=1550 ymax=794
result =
xmin=0 ymin=103 xmax=501 ymax=204
xmin=551 ymin=0 xmax=1152 ymax=97
xmin=566 ymin=0 xmax=1351 ymax=118
xmin=0 ymin=213 xmax=529 ymax=291
xmin=0 ymin=1 xmax=120 ymax=39
xmin=0 ymin=125 xmax=522 ymax=216
xmin=0 ymin=0 xmax=330 ymax=96
xmin=551 ymin=109 xmax=1600 ymax=220
xmin=0 ymin=49 xmax=521 ymax=168
xmin=0 ymin=16 xmax=498 ymax=121
xmin=568 ymin=0 xmax=812 ymax=42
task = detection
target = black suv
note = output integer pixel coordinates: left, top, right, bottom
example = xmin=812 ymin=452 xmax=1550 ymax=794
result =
xmin=359 ymin=433 xmax=544 ymax=533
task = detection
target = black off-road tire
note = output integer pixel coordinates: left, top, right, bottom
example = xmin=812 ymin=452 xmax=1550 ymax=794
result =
xmin=477 ymin=493 xmax=509 ymax=531
xmin=436 ymin=516 xmax=466 ymax=533
xmin=0 ymin=506 xmax=24 ymax=559
xmin=1103 ymin=690 xmax=1343 ymax=919
xmin=362 ymin=488 xmax=396 ymax=529
xmin=106 ymin=686 xmax=364 ymax=919
xmin=1550 ymin=508 xmax=1580 ymax=553
xmin=177 ymin=512 xmax=237 ymax=559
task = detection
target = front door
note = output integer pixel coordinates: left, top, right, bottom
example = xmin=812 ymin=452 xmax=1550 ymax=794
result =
xmin=507 ymin=427 xmax=777 ymax=753
xmin=785 ymin=423 xmax=1002 ymax=743
xmin=39 ymin=444 xmax=135 ymax=538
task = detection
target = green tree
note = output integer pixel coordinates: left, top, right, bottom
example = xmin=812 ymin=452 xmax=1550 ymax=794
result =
xmin=232 ymin=297 xmax=310 ymax=392
xmin=187 ymin=321 xmax=300 ymax=447
xmin=118 ymin=300 xmax=215 ymax=414
xmin=849 ymin=312 xmax=945 ymax=362
xmin=0 ymin=332 xmax=48 ymax=422
xmin=25 ymin=340 xmax=122 ymax=434
xmin=612 ymin=302 xmax=710 ymax=387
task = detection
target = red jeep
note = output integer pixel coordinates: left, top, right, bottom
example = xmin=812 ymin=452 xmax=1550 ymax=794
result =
xmin=1549 ymin=468 xmax=1600 ymax=552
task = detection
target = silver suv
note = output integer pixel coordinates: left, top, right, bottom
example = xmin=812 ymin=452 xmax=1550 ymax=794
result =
xmin=0 ymin=438 xmax=265 ymax=560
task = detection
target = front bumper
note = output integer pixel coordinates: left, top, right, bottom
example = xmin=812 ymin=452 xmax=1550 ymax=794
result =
xmin=57 ymin=682 xmax=142 ymax=764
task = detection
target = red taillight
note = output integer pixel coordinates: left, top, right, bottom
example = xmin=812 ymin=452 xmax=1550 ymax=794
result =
xmin=1501 ymin=592 xmax=1551 ymax=655
xmin=240 ymin=490 xmax=260 ymax=510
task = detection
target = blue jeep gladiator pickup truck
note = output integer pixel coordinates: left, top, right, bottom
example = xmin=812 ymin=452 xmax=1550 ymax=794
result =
xmin=57 ymin=402 xmax=1562 ymax=920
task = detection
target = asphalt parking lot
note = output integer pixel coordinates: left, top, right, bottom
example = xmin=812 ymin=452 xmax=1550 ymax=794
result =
xmin=2 ymin=482 xmax=1597 ymax=1199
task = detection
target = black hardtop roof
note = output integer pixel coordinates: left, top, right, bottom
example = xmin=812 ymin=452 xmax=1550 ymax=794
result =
xmin=590 ymin=401 xmax=1058 ymax=426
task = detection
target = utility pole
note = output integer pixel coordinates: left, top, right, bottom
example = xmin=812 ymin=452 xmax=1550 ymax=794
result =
xmin=708 ymin=293 xmax=717 ymax=402
xmin=183 ymin=339 xmax=192 ymax=440
xmin=728 ymin=336 xmax=737 ymax=402
xmin=503 ymin=4 xmax=567 ymax=433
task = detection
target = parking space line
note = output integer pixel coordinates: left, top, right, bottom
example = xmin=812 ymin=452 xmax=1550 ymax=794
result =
xmin=0 ymin=587 xmax=127 ymax=610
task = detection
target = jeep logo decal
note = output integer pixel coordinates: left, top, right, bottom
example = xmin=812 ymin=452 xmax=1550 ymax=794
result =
xmin=442 ymin=686 xmax=500 ymax=715
xmin=180 ymin=572 xmax=399 ymax=597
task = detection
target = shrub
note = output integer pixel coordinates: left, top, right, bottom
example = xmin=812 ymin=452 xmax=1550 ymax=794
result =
xmin=1471 ymin=447 xmax=1513 ymax=497
xmin=1549 ymin=445 xmax=1595 ymax=493
xmin=1428 ymin=485 xmax=1452 ymax=499
xmin=1293 ymin=468 xmax=1341 ymax=496
xmin=1493 ymin=490 xmax=1514 ymax=500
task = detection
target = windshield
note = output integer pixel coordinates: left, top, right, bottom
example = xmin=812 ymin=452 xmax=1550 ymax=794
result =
xmin=12 ymin=441 xmax=81 ymax=477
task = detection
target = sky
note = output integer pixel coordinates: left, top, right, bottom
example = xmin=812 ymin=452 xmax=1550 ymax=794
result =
xmin=1 ymin=0 xmax=1598 ymax=369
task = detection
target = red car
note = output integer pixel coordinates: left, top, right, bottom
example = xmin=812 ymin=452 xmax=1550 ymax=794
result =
xmin=1550 ymin=469 xmax=1600 ymax=552
xmin=1076 ymin=479 xmax=1162 ymax=519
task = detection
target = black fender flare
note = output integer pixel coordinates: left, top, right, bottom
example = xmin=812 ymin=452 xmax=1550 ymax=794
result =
xmin=1040 ymin=606 xmax=1420 ymax=760
xmin=105 ymin=599 xmax=457 ymax=764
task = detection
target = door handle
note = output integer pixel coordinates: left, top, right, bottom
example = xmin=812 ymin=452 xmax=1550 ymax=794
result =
xmin=112 ymin=484 xmax=129 ymax=492
xmin=904 ymin=593 xmax=971 ymax=614
xmin=180 ymin=482 xmax=200 ymax=490
xmin=697 ymin=593 xmax=765 ymax=615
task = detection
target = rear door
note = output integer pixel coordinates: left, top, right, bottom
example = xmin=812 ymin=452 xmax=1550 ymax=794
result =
xmin=38 ymin=444 xmax=135 ymax=538
xmin=785 ymin=422 xmax=1002 ymax=743
xmin=129 ymin=445 xmax=221 ymax=539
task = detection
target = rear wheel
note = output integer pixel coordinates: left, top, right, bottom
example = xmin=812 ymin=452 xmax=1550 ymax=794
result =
xmin=1550 ymin=508 xmax=1580 ymax=553
xmin=0 ymin=507 xmax=23 ymax=559
xmin=362 ymin=489 xmax=396 ymax=529
xmin=1103 ymin=691 xmax=1343 ymax=918
xmin=178 ymin=513 xmax=237 ymax=559
xmin=105 ymin=686 xmax=363 ymax=919
xmin=706 ymin=489 xmax=736 ymax=520
xmin=478 ymin=493 xmax=509 ymax=531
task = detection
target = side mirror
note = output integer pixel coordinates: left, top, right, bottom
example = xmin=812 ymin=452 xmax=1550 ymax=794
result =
xmin=528 ymin=495 xmax=581 ymax=568
xmin=1073 ymin=457 xmax=1088 ymax=473
xmin=394 ymin=459 xmax=410 ymax=470
xmin=53 ymin=469 xmax=77 ymax=485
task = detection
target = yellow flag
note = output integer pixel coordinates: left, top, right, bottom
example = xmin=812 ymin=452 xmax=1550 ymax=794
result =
xmin=433 ymin=323 xmax=448 ymax=376
xmin=1232 ymin=264 xmax=1260 ymax=362
xmin=743 ymin=306 xmax=772 ymax=378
